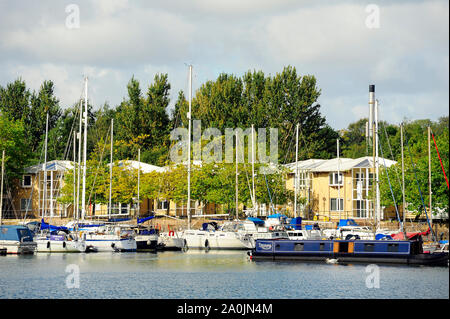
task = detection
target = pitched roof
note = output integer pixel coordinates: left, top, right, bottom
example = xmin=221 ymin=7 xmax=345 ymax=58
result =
xmin=25 ymin=160 xmax=74 ymax=173
xmin=285 ymin=156 xmax=397 ymax=173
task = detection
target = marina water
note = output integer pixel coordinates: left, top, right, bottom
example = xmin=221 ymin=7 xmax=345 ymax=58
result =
xmin=0 ymin=251 xmax=448 ymax=299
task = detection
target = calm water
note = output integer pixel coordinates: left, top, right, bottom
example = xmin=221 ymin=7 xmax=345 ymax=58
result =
xmin=0 ymin=250 xmax=448 ymax=299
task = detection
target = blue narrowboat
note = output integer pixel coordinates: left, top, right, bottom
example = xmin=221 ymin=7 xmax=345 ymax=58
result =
xmin=248 ymin=239 xmax=449 ymax=266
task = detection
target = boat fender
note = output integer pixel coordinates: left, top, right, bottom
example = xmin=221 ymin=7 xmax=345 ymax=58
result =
xmin=111 ymin=243 xmax=116 ymax=248
xmin=62 ymin=241 xmax=66 ymax=248
xmin=205 ymin=239 xmax=210 ymax=249
xmin=47 ymin=241 xmax=51 ymax=249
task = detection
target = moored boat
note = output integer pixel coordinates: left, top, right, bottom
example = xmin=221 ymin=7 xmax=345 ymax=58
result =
xmin=181 ymin=222 xmax=251 ymax=250
xmin=0 ymin=225 xmax=37 ymax=254
xmin=35 ymin=219 xmax=86 ymax=253
xmin=157 ymin=231 xmax=186 ymax=251
xmin=248 ymin=238 xmax=449 ymax=266
xmin=83 ymin=225 xmax=137 ymax=252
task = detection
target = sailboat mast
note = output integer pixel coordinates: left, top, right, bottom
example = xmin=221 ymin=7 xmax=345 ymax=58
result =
xmin=400 ymin=123 xmax=407 ymax=236
xmin=375 ymin=99 xmax=380 ymax=227
xmin=428 ymin=126 xmax=433 ymax=234
xmin=294 ymin=123 xmax=299 ymax=218
xmin=251 ymin=124 xmax=256 ymax=215
xmin=109 ymin=119 xmax=113 ymax=218
xmin=81 ymin=77 xmax=88 ymax=221
xmin=187 ymin=65 xmax=192 ymax=229
xmin=337 ymin=138 xmax=341 ymax=220
xmin=0 ymin=150 xmax=5 ymax=225
xmin=76 ymin=99 xmax=82 ymax=223
xmin=43 ymin=112 xmax=49 ymax=218
xmin=369 ymin=85 xmax=376 ymax=225
xmin=137 ymin=148 xmax=140 ymax=219
xmin=235 ymin=130 xmax=239 ymax=220
xmin=73 ymin=133 xmax=76 ymax=219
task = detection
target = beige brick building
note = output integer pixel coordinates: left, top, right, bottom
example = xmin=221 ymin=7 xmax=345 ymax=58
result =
xmin=284 ymin=156 xmax=405 ymax=222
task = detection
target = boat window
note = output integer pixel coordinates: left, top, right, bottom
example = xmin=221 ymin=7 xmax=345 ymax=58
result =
xmin=210 ymin=234 xmax=215 ymax=236
xmin=294 ymin=243 xmax=304 ymax=251
xmin=220 ymin=234 xmax=225 ymax=236
xmin=364 ymin=243 xmax=375 ymax=252
xmin=339 ymin=242 xmax=349 ymax=253
xmin=319 ymin=243 xmax=325 ymax=251
xmin=387 ymin=243 xmax=399 ymax=252
xmin=17 ymin=229 xmax=32 ymax=242
xmin=275 ymin=244 xmax=281 ymax=250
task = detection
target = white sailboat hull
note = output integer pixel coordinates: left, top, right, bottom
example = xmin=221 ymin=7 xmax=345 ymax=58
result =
xmin=181 ymin=230 xmax=249 ymax=250
xmin=35 ymin=238 xmax=86 ymax=253
xmin=84 ymin=233 xmax=137 ymax=252
xmin=158 ymin=232 xmax=185 ymax=250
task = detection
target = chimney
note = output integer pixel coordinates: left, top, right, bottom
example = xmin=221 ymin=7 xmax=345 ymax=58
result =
xmin=368 ymin=85 xmax=375 ymax=136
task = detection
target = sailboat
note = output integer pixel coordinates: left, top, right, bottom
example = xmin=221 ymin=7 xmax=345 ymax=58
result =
xmin=69 ymin=78 xmax=136 ymax=252
xmin=35 ymin=218 xmax=86 ymax=253
xmin=34 ymin=112 xmax=86 ymax=253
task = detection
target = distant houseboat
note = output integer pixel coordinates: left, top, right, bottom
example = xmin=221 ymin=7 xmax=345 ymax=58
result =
xmin=248 ymin=239 xmax=449 ymax=266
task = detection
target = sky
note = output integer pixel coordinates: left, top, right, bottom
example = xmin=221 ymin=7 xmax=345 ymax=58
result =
xmin=0 ymin=0 xmax=448 ymax=130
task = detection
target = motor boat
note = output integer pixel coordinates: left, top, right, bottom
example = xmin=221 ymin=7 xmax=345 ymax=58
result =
xmin=180 ymin=222 xmax=250 ymax=250
xmin=0 ymin=225 xmax=37 ymax=254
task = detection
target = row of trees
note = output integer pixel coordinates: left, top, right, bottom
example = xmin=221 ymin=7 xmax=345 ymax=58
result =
xmin=1 ymin=66 xmax=448 ymax=216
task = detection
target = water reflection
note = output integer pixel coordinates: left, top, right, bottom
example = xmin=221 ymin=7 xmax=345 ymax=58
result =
xmin=0 ymin=251 xmax=448 ymax=299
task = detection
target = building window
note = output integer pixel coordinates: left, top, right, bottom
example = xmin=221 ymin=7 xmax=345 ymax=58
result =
xmin=22 ymin=175 xmax=32 ymax=188
xmin=330 ymin=198 xmax=344 ymax=211
xmin=329 ymin=172 xmax=343 ymax=186
xmin=157 ymin=200 xmax=169 ymax=210
xmin=20 ymin=198 xmax=32 ymax=211
xmin=356 ymin=200 xmax=367 ymax=218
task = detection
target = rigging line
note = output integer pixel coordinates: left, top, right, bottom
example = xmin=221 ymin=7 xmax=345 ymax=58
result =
xmin=86 ymin=124 xmax=111 ymax=211
xmin=404 ymin=130 xmax=436 ymax=241
xmin=62 ymin=100 xmax=81 ymax=162
xmin=430 ymin=129 xmax=449 ymax=189
xmin=380 ymin=121 xmax=402 ymax=187
xmin=282 ymin=123 xmax=296 ymax=164
xmin=263 ymin=173 xmax=275 ymax=214
xmin=377 ymin=131 xmax=403 ymax=231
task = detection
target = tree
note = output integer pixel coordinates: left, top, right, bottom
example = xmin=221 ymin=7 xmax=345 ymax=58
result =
xmin=0 ymin=115 xmax=32 ymax=181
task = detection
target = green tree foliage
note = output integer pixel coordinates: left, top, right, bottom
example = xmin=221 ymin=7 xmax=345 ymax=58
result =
xmin=176 ymin=66 xmax=335 ymax=164
xmin=115 ymin=74 xmax=171 ymax=165
xmin=0 ymin=115 xmax=31 ymax=181
xmin=0 ymin=79 xmax=62 ymax=156
xmin=378 ymin=117 xmax=449 ymax=216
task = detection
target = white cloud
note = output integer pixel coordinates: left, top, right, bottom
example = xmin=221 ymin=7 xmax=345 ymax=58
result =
xmin=0 ymin=0 xmax=448 ymax=130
